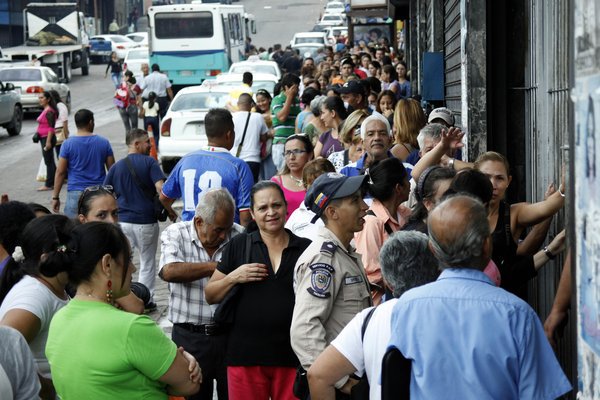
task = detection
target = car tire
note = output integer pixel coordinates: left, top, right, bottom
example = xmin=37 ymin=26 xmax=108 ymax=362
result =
xmin=5 ymin=105 xmax=23 ymax=136
xmin=81 ymin=51 xmax=90 ymax=76
xmin=161 ymin=158 xmax=177 ymax=174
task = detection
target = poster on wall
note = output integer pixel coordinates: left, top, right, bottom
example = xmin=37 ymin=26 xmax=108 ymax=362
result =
xmin=353 ymin=24 xmax=392 ymax=47
xmin=575 ymin=0 xmax=600 ymax=398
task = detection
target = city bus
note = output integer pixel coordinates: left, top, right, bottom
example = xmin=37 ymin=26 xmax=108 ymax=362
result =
xmin=147 ymin=3 xmax=256 ymax=87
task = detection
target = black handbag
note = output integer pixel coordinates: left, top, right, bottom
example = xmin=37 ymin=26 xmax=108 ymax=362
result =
xmin=124 ymin=156 xmax=168 ymax=222
xmin=32 ymin=132 xmax=40 ymax=143
xmin=213 ymin=234 xmax=252 ymax=325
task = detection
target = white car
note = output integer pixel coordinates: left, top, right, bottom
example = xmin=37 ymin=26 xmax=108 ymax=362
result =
xmin=228 ymin=57 xmax=281 ymax=80
xmin=292 ymin=44 xmax=325 ymax=60
xmin=159 ymin=85 xmax=230 ymax=173
xmin=123 ymin=48 xmax=149 ymax=80
xmin=90 ymin=35 xmax=139 ymax=60
xmin=324 ymin=1 xmax=346 ymax=15
xmin=324 ymin=26 xmax=348 ymax=45
xmin=213 ymin=72 xmax=279 ymax=96
xmin=0 ymin=66 xmax=70 ymax=112
xmin=125 ymin=32 xmax=148 ymax=47
xmin=290 ymin=32 xmax=328 ymax=47
xmin=319 ymin=13 xmax=345 ymax=27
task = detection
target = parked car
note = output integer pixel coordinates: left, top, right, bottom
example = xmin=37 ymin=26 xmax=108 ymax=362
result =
xmin=229 ymin=57 xmax=281 ymax=80
xmin=0 ymin=81 xmax=23 ymax=136
xmin=324 ymin=26 xmax=348 ymax=45
xmin=125 ymin=32 xmax=148 ymax=47
xmin=291 ymin=44 xmax=325 ymax=60
xmin=290 ymin=32 xmax=328 ymax=47
xmin=123 ymin=48 xmax=149 ymax=80
xmin=213 ymin=72 xmax=279 ymax=95
xmin=89 ymin=36 xmax=113 ymax=64
xmin=324 ymin=1 xmax=346 ymax=15
xmin=159 ymin=85 xmax=230 ymax=173
xmin=89 ymin=35 xmax=139 ymax=62
xmin=0 ymin=66 xmax=70 ymax=112
xmin=319 ymin=14 xmax=345 ymax=27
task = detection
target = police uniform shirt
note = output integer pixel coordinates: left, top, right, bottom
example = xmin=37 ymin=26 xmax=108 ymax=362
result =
xmin=290 ymin=226 xmax=372 ymax=371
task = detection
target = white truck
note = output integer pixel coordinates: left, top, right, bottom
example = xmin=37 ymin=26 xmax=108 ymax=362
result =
xmin=0 ymin=2 xmax=89 ymax=82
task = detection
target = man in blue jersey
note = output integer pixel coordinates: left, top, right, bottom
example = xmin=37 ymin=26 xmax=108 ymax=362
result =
xmin=160 ymin=108 xmax=254 ymax=226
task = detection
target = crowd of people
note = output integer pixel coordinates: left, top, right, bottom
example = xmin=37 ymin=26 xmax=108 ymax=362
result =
xmin=0 ymin=37 xmax=575 ymax=399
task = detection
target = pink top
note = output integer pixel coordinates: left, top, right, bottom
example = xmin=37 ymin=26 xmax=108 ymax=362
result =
xmin=37 ymin=107 xmax=56 ymax=138
xmin=354 ymin=199 xmax=411 ymax=304
xmin=271 ymin=175 xmax=306 ymax=220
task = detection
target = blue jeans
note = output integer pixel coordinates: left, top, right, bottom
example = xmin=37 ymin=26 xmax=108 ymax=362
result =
xmin=111 ymin=72 xmax=121 ymax=88
xmin=65 ymin=190 xmax=83 ymax=218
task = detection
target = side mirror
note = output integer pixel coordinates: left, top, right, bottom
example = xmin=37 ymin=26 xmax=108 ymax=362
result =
xmin=4 ymin=82 xmax=14 ymax=91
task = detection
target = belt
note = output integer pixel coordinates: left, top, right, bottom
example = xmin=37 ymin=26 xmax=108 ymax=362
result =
xmin=174 ymin=322 xmax=224 ymax=336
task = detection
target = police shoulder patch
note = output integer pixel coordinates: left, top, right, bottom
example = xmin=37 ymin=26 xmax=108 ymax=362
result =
xmin=320 ymin=241 xmax=337 ymax=257
xmin=307 ymin=263 xmax=334 ymax=298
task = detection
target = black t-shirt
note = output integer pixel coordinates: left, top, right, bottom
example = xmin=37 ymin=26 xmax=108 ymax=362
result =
xmin=217 ymin=229 xmax=311 ymax=367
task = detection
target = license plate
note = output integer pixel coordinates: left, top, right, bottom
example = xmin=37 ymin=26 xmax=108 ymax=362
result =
xmin=179 ymin=70 xmax=193 ymax=77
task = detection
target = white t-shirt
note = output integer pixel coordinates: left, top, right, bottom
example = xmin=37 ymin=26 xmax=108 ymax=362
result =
xmin=0 ymin=275 xmax=69 ymax=378
xmin=231 ymin=111 xmax=268 ymax=163
xmin=331 ymin=299 xmax=397 ymax=400
xmin=0 ymin=326 xmax=41 ymax=400
xmin=285 ymin=201 xmax=324 ymax=239
xmin=143 ymin=101 xmax=160 ymax=118
xmin=55 ymin=102 xmax=69 ymax=129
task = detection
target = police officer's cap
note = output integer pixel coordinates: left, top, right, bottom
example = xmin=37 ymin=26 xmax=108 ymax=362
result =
xmin=305 ymin=173 xmax=367 ymax=223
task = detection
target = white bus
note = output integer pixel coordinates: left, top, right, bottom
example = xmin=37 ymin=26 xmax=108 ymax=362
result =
xmin=148 ymin=3 xmax=255 ymax=87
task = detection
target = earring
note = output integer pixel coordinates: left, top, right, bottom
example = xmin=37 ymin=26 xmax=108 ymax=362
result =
xmin=106 ymin=279 xmax=113 ymax=305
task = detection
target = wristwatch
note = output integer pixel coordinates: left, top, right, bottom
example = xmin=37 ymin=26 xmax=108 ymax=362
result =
xmin=543 ymin=246 xmax=556 ymax=260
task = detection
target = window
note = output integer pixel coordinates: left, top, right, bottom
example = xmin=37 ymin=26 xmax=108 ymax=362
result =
xmin=155 ymin=12 xmax=213 ymax=39
xmin=0 ymin=68 xmax=41 ymax=81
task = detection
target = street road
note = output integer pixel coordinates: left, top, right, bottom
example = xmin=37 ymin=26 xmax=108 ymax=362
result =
xmin=0 ymin=0 xmax=325 ymax=202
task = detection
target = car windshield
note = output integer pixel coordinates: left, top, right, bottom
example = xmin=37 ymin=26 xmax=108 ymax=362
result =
xmin=170 ymin=92 xmax=229 ymax=111
xmin=0 ymin=69 xmax=42 ymax=81
xmin=216 ymin=80 xmax=276 ymax=94
xmin=230 ymin=65 xmax=277 ymax=75
xmin=127 ymin=50 xmax=148 ymax=59
xmin=295 ymin=37 xmax=324 ymax=44
xmin=129 ymin=35 xmax=145 ymax=42
xmin=110 ymin=36 xmax=129 ymax=43
xmin=293 ymin=47 xmax=322 ymax=58
xmin=323 ymin=15 xmax=341 ymax=21
xmin=326 ymin=4 xmax=344 ymax=9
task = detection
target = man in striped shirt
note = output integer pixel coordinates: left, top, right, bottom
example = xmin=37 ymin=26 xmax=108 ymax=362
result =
xmin=159 ymin=188 xmax=244 ymax=400
xmin=271 ymin=73 xmax=301 ymax=171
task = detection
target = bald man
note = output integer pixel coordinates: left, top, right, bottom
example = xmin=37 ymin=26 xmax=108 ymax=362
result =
xmin=386 ymin=195 xmax=571 ymax=399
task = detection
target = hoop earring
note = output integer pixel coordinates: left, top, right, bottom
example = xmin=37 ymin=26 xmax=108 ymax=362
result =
xmin=106 ymin=279 xmax=113 ymax=305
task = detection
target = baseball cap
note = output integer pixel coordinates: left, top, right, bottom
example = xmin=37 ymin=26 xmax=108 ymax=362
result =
xmin=428 ymin=107 xmax=455 ymax=126
xmin=305 ymin=173 xmax=367 ymax=223
xmin=340 ymin=57 xmax=355 ymax=67
xmin=337 ymin=80 xmax=365 ymax=95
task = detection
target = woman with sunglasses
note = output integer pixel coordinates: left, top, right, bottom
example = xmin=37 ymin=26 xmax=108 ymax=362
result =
xmin=36 ymin=91 xmax=58 ymax=192
xmin=46 ymin=222 xmax=200 ymax=399
xmin=327 ymin=109 xmax=367 ymax=172
xmin=271 ymin=134 xmax=314 ymax=219
xmin=0 ymin=215 xmax=74 ymax=399
xmin=76 ymin=185 xmax=145 ymax=314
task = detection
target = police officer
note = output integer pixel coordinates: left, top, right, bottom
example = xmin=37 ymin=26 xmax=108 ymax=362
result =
xmin=290 ymin=172 xmax=372 ymax=398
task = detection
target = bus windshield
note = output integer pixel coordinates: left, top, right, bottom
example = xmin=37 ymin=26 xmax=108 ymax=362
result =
xmin=155 ymin=12 xmax=213 ymax=39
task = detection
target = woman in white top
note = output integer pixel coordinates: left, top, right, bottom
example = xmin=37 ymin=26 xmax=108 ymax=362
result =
xmin=49 ymin=90 xmax=69 ymax=158
xmin=0 ymin=214 xmax=75 ymax=399
xmin=140 ymin=91 xmax=160 ymax=148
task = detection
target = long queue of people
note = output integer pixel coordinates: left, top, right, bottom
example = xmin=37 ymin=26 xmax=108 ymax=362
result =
xmin=0 ymin=39 xmax=574 ymax=400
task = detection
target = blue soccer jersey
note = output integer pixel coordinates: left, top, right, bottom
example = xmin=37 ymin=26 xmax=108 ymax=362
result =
xmin=161 ymin=147 xmax=254 ymax=222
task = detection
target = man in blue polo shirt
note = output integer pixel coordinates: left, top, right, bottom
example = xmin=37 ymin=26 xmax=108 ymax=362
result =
xmin=160 ymin=108 xmax=254 ymax=226
xmin=386 ymin=195 xmax=571 ymax=399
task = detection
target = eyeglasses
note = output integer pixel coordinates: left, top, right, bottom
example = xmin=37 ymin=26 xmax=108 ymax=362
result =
xmin=284 ymin=149 xmax=308 ymax=157
xmin=77 ymin=185 xmax=115 ymax=215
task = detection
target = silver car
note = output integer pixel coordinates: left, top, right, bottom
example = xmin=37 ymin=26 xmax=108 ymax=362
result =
xmin=0 ymin=66 xmax=70 ymax=112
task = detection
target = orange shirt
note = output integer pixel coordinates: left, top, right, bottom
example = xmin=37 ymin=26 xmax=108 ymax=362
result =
xmin=354 ymin=199 xmax=411 ymax=304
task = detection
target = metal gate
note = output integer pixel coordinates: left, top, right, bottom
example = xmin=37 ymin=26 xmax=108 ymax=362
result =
xmin=443 ymin=0 xmax=461 ymax=126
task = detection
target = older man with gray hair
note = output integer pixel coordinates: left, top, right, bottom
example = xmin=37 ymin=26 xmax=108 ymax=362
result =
xmin=386 ymin=195 xmax=571 ymax=399
xmin=307 ymin=231 xmax=439 ymax=400
xmin=159 ymin=188 xmax=245 ymax=400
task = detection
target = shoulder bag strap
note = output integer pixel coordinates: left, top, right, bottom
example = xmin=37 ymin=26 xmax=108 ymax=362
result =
xmin=365 ymin=210 xmax=394 ymax=235
xmin=236 ymin=112 xmax=252 ymax=158
xmin=503 ymin=201 xmax=512 ymax=248
xmin=124 ymin=156 xmax=155 ymax=201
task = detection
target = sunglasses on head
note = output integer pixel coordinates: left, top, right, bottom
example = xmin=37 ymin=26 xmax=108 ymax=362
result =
xmin=77 ymin=185 xmax=115 ymax=215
